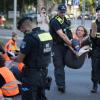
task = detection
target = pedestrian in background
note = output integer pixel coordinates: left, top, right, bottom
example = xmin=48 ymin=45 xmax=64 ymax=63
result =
xmin=12 ymin=16 xmax=52 ymax=100
xmin=37 ymin=7 xmax=49 ymax=32
xmin=90 ymin=5 xmax=100 ymax=93
xmin=49 ymin=4 xmax=72 ymax=93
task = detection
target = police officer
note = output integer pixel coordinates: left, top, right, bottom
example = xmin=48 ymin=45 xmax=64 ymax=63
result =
xmin=49 ymin=4 xmax=72 ymax=93
xmin=90 ymin=5 xmax=100 ymax=93
xmin=13 ymin=17 xmax=52 ymax=100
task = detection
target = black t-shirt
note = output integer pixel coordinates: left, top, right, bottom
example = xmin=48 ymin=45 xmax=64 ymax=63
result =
xmin=0 ymin=74 xmax=6 ymax=88
xmin=20 ymin=33 xmax=39 ymax=68
xmin=49 ymin=17 xmax=62 ymax=35
xmin=49 ymin=16 xmax=72 ymax=43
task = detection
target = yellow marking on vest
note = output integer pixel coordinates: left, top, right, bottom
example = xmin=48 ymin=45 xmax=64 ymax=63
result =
xmin=38 ymin=33 xmax=52 ymax=41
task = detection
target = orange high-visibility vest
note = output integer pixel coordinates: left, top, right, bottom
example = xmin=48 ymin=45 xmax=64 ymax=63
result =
xmin=2 ymin=53 xmax=10 ymax=61
xmin=0 ymin=67 xmax=19 ymax=97
xmin=5 ymin=39 xmax=18 ymax=52
xmin=0 ymin=89 xmax=4 ymax=100
xmin=18 ymin=63 xmax=24 ymax=72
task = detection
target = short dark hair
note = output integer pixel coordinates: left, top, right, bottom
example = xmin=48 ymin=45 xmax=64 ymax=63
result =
xmin=17 ymin=17 xmax=32 ymax=30
xmin=96 ymin=5 xmax=100 ymax=12
xmin=0 ymin=55 xmax=5 ymax=67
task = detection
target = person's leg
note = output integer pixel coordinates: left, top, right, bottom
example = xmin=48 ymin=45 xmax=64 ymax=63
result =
xmin=10 ymin=67 xmax=22 ymax=81
xmin=37 ymin=87 xmax=47 ymax=100
xmin=21 ymin=84 xmax=37 ymax=100
xmin=52 ymin=44 xmax=65 ymax=92
xmin=91 ymin=57 xmax=100 ymax=93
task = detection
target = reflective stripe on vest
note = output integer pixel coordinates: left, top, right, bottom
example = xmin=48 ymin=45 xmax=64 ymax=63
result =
xmin=0 ymin=67 xmax=19 ymax=96
xmin=38 ymin=32 xmax=52 ymax=42
xmin=55 ymin=16 xmax=64 ymax=24
xmin=0 ymin=89 xmax=4 ymax=100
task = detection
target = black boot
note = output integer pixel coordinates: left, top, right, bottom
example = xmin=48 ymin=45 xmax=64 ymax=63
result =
xmin=58 ymin=86 xmax=65 ymax=93
xmin=91 ymin=82 xmax=98 ymax=93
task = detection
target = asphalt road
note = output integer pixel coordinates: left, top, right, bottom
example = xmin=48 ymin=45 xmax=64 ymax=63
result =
xmin=0 ymin=20 xmax=100 ymax=100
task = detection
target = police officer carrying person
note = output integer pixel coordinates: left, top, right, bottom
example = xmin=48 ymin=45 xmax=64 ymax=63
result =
xmin=49 ymin=4 xmax=72 ymax=93
xmin=90 ymin=5 xmax=100 ymax=93
xmin=12 ymin=17 xmax=53 ymax=100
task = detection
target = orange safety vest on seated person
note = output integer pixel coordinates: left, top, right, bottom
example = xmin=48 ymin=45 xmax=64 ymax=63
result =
xmin=2 ymin=53 xmax=10 ymax=61
xmin=0 ymin=89 xmax=4 ymax=100
xmin=5 ymin=39 xmax=18 ymax=52
xmin=18 ymin=63 xmax=24 ymax=72
xmin=0 ymin=67 xmax=19 ymax=97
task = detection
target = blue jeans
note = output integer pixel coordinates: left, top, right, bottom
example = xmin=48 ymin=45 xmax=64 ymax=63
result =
xmin=10 ymin=67 xmax=22 ymax=82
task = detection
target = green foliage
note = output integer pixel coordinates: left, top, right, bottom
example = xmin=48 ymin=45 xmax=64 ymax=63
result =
xmin=79 ymin=0 xmax=95 ymax=12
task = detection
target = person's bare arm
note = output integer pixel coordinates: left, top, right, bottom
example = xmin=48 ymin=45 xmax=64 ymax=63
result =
xmin=13 ymin=52 xmax=25 ymax=63
xmin=56 ymin=29 xmax=72 ymax=46
xmin=90 ymin=22 xmax=97 ymax=38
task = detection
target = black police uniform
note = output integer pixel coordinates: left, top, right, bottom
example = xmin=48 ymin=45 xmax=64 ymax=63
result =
xmin=91 ymin=19 xmax=100 ymax=85
xmin=20 ymin=27 xmax=52 ymax=100
xmin=49 ymin=15 xmax=72 ymax=90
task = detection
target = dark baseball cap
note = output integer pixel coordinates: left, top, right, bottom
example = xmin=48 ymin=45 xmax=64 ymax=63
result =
xmin=17 ymin=17 xmax=32 ymax=30
xmin=58 ymin=4 xmax=67 ymax=13
xmin=96 ymin=5 xmax=100 ymax=12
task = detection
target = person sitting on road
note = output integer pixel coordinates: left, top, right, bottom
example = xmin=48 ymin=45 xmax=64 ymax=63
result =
xmin=0 ymin=39 xmax=24 ymax=81
xmin=0 ymin=55 xmax=20 ymax=99
xmin=5 ymin=32 xmax=19 ymax=56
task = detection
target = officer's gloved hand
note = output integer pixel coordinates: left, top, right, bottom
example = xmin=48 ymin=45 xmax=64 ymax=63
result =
xmin=72 ymin=39 xmax=80 ymax=52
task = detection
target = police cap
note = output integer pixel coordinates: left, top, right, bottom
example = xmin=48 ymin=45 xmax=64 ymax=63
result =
xmin=17 ymin=17 xmax=32 ymax=30
xmin=96 ymin=5 xmax=100 ymax=12
xmin=58 ymin=4 xmax=67 ymax=13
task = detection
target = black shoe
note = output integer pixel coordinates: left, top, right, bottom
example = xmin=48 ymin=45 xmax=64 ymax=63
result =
xmin=91 ymin=83 xmax=98 ymax=93
xmin=58 ymin=86 xmax=65 ymax=93
xmin=91 ymin=88 xmax=97 ymax=93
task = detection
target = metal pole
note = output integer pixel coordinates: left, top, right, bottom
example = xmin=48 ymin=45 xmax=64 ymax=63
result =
xmin=81 ymin=0 xmax=85 ymax=26
xmin=13 ymin=0 xmax=17 ymax=32
xmin=62 ymin=0 xmax=65 ymax=4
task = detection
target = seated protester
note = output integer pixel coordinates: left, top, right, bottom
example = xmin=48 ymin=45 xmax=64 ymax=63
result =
xmin=0 ymin=40 xmax=11 ymax=65
xmin=0 ymin=55 xmax=20 ymax=99
xmin=5 ymin=32 xmax=19 ymax=56
xmin=0 ymin=40 xmax=24 ymax=81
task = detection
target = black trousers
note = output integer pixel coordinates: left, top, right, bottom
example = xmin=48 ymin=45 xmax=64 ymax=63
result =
xmin=21 ymin=67 xmax=48 ymax=100
xmin=91 ymin=49 xmax=100 ymax=83
xmin=52 ymin=43 xmax=68 ymax=87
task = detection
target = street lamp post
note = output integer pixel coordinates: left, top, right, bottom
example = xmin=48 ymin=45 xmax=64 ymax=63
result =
xmin=13 ymin=0 xmax=17 ymax=32
xmin=81 ymin=0 xmax=85 ymax=26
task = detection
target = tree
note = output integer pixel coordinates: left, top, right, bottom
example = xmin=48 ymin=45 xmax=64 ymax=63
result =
xmin=79 ymin=0 xmax=95 ymax=15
